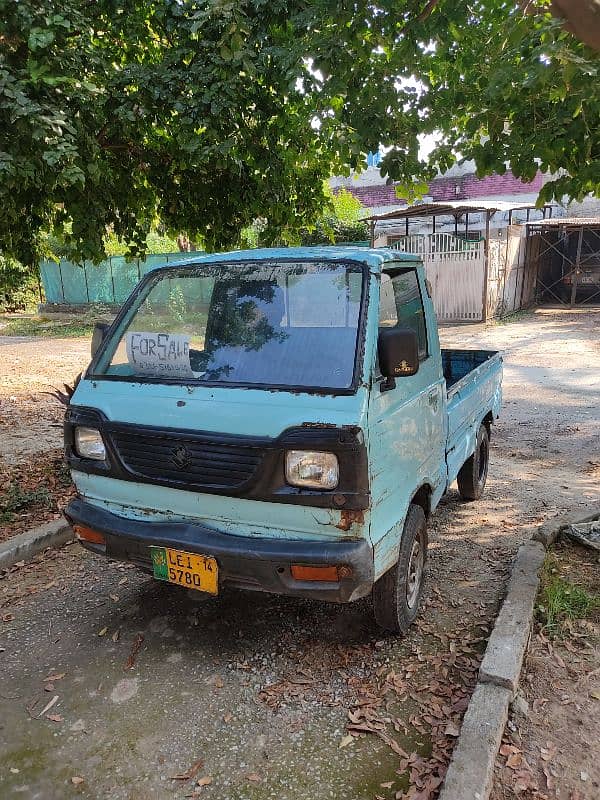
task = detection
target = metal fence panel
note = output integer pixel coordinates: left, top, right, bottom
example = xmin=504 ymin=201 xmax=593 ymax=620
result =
xmin=40 ymin=252 xmax=187 ymax=305
xmin=40 ymin=261 xmax=65 ymax=302
xmin=58 ymin=261 xmax=89 ymax=303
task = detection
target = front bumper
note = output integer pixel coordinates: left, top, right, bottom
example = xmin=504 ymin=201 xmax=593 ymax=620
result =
xmin=64 ymin=499 xmax=374 ymax=603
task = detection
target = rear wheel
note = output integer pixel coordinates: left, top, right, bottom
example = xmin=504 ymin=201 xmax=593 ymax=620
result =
xmin=457 ymin=423 xmax=489 ymax=501
xmin=373 ymin=504 xmax=427 ymax=634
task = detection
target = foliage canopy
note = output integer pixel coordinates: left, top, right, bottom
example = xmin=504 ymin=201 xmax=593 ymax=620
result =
xmin=1 ymin=1 xmax=599 ymax=265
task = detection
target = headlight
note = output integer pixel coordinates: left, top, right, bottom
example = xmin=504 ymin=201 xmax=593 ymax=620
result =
xmin=285 ymin=451 xmax=339 ymax=490
xmin=74 ymin=427 xmax=106 ymax=461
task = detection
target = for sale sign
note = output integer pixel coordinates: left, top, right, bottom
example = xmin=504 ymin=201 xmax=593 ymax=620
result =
xmin=126 ymin=331 xmax=193 ymax=378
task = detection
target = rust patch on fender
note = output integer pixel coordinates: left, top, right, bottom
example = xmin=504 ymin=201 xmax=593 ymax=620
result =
xmin=336 ymin=509 xmax=365 ymax=532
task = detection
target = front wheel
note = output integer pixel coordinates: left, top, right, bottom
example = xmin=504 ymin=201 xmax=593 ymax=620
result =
xmin=372 ymin=504 xmax=427 ymax=634
xmin=457 ymin=423 xmax=489 ymax=501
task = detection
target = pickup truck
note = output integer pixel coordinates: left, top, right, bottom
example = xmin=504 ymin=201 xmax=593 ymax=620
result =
xmin=64 ymin=247 xmax=502 ymax=634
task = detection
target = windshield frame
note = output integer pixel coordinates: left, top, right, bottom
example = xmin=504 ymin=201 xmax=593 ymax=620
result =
xmin=86 ymin=257 xmax=371 ymax=396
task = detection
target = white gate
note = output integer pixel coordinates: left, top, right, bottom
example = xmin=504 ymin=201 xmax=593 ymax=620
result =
xmin=390 ymin=234 xmax=486 ymax=322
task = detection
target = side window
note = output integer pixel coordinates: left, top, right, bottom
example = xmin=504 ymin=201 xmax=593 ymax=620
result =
xmin=378 ymin=270 xmax=428 ymax=361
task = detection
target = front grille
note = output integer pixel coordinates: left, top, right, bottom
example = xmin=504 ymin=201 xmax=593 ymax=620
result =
xmin=109 ymin=427 xmax=265 ymax=489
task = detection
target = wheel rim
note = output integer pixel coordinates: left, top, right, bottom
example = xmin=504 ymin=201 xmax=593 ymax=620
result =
xmin=406 ymin=537 xmax=424 ymax=609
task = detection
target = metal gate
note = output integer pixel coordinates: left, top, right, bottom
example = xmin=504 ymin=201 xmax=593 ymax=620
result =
xmin=487 ymin=226 xmax=529 ymax=318
xmin=526 ymin=220 xmax=600 ymax=306
xmin=390 ymin=234 xmax=486 ymax=321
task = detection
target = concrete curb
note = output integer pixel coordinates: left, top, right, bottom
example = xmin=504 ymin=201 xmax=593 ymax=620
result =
xmin=438 ymin=508 xmax=598 ymax=800
xmin=0 ymin=519 xmax=73 ymax=572
xmin=533 ymin=507 xmax=600 ymax=547
xmin=439 ymin=683 xmax=512 ymax=800
xmin=478 ymin=541 xmax=545 ymax=692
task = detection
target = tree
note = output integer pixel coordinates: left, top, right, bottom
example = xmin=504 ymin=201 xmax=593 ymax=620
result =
xmin=537 ymin=0 xmax=600 ymax=52
xmin=1 ymin=1 xmax=599 ymax=267
xmin=297 ymin=186 xmax=369 ymax=245
xmin=0 ymin=0 xmax=331 ymax=265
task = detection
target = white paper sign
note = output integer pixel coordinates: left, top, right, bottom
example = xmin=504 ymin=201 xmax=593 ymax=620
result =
xmin=126 ymin=332 xmax=193 ymax=378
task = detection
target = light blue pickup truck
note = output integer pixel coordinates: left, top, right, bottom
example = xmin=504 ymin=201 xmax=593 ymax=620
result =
xmin=64 ymin=247 xmax=502 ymax=633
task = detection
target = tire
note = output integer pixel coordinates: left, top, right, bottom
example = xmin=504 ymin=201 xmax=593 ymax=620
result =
xmin=457 ymin=423 xmax=489 ymax=501
xmin=373 ymin=504 xmax=427 ymax=634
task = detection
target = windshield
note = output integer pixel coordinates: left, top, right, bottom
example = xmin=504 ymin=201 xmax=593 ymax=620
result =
xmin=92 ymin=260 xmax=365 ymax=391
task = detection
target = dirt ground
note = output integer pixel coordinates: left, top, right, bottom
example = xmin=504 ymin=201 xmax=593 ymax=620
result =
xmin=492 ymin=539 xmax=600 ymax=800
xmin=0 ymin=334 xmax=89 ymax=466
xmin=0 ymin=307 xmax=599 ymax=799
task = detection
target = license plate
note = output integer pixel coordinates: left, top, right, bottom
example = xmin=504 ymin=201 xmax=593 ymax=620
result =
xmin=578 ymin=274 xmax=598 ymax=284
xmin=150 ymin=546 xmax=218 ymax=594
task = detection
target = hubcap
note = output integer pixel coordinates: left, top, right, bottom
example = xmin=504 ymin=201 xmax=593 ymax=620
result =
xmin=406 ymin=537 xmax=424 ymax=609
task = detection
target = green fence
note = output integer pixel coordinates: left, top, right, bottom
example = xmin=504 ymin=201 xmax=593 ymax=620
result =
xmin=40 ymin=243 xmax=372 ymax=306
xmin=40 ymin=253 xmax=189 ymax=305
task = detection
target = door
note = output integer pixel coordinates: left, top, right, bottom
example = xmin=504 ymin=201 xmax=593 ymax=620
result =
xmin=368 ymin=267 xmax=446 ymax=579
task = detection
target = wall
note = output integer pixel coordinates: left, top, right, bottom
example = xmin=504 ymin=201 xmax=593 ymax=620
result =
xmin=338 ymin=170 xmax=545 ymax=210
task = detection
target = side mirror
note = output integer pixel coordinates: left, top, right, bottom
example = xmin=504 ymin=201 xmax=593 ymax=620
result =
xmin=91 ymin=322 xmax=111 ymax=359
xmin=377 ymin=327 xmax=419 ymax=391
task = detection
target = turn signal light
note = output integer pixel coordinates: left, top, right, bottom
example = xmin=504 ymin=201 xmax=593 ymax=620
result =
xmin=73 ymin=525 xmax=106 ymax=545
xmin=290 ymin=565 xmax=340 ymax=582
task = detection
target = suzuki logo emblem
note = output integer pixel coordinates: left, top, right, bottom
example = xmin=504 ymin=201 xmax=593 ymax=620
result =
xmin=171 ymin=445 xmax=192 ymax=470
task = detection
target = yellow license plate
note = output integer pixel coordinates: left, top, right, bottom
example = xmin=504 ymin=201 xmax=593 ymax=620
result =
xmin=150 ymin=546 xmax=218 ymax=594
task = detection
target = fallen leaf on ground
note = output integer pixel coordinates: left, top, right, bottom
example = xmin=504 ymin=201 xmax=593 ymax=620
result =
xmin=540 ymin=742 xmax=557 ymax=761
xmin=444 ymin=721 xmax=460 ymax=737
xmin=36 ymin=694 xmax=59 ymax=718
xmin=380 ymin=781 xmax=394 ymax=788
xmin=553 ymin=651 xmax=566 ymax=670
xmin=590 ymin=690 xmax=600 ymax=700
xmin=500 ymin=744 xmax=520 ymax=757
xmin=196 ymin=776 xmax=212 ymax=787
xmin=112 ymin=629 xmax=120 ymax=642
xmin=339 ymin=734 xmax=354 ymax=749
xmin=46 ymin=713 xmax=63 ymax=722
xmin=543 ymin=765 xmax=555 ymax=791
xmin=71 ymin=776 xmax=84 ymax=785
xmin=223 ymin=712 xmax=233 ymax=723
xmin=246 ymin=773 xmax=261 ymax=782
xmin=97 ymin=627 xmax=108 ymax=637
xmin=506 ymin=753 xmax=523 ymax=769
xmin=171 ymin=758 xmax=204 ymax=781
xmin=513 ymin=769 xmax=537 ymax=793
xmin=124 ymin=633 xmax=144 ymax=671
xmin=43 ymin=672 xmax=66 ymax=682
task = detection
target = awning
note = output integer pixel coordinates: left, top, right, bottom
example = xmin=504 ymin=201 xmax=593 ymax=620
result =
xmin=368 ymin=200 xmax=555 ymax=222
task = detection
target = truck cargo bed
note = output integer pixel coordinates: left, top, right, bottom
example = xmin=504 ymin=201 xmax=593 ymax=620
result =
xmin=442 ymin=349 xmax=500 ymax=392
xmin=442 ymin=348 xmax=503 ymax=486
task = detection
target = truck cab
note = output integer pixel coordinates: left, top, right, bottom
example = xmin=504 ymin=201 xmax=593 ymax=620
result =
xmin=65 ymin=247 xmax=502 ymax=633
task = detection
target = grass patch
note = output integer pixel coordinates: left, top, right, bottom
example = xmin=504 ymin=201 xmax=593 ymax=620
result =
xmin=0 ymin=453 xmax=75 ymax=536
xmin=0 ymin=483 xmax=51 ymax=524
xmin=493 ymin=309 xmax=533 ymax=326
xmin=0 ymin=315 xmax=97 ymax=338
xmin=537 ymin=553 xmax=600 ymax=636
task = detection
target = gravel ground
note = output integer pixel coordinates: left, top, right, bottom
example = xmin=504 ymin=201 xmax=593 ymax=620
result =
xmin=0 ymin=307 xmax=598 ymax=800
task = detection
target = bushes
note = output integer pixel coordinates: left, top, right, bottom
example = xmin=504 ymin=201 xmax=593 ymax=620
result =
xmin=250 ymin=186 xmax=369 ymax=248
xmin=0 ymin=257 xmax=40 ymax=312
xmin=299 ymin=218 xmax=369 ymax=246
